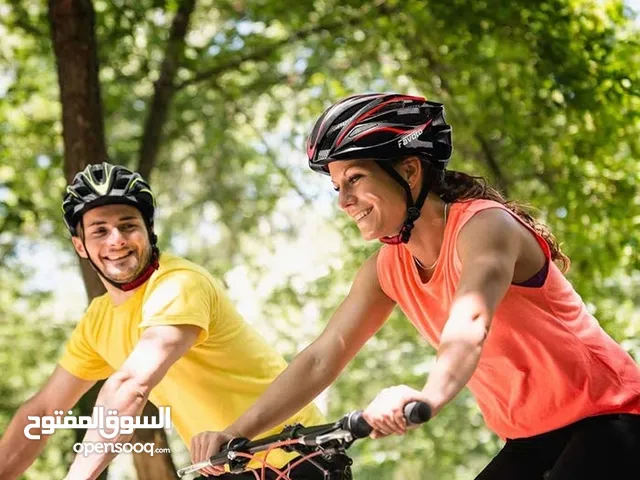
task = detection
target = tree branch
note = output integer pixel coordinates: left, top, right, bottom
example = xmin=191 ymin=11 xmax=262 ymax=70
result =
xmin=177 ymin=24 xmax=324 ymax=90
xmin=9 ymin=0 xmax=47 ymax=37
xmin=137 ymin=0 xmax=197 ymax=180
xmin=245 ymin=121 xmax=313 ymax=205
xmin=13 ymin=18 xmax=46 ymax=37
xmin=416 ymin=39 xmax=510 ymax=194
xmin=177 ymin=2 xmax=395 ymax=90
xmin=474 ymin=134 xmax=509 ymax=195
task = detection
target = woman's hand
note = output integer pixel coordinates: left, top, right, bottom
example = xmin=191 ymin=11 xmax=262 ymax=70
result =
xmin=362 ymin=385 xmax=430 ymax=439
xmin=189 ymin=430 xmax=237 ymax=477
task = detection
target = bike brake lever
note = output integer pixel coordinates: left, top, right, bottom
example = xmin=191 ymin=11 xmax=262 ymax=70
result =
xmin=225 ymin=437 xmax=252 ymax=473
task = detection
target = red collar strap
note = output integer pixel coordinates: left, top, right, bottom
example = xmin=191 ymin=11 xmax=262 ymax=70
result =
xmin=379 ymin=234 xmax=404 ymax=245
xmin=119 ymin=252 xmax=160 ymax=291
xmin=379 ymin=209 xmax=419 ymax=245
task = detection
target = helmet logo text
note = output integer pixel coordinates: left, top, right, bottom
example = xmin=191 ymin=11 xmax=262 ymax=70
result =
xmin=398 ymin=128 xmax=423 ymax=148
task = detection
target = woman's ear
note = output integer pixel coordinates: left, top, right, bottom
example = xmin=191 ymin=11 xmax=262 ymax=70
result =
xmin=400 ymin=156 xmax=423 ymax=188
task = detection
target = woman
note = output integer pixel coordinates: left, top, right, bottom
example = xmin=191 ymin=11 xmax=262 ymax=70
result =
xmin=191 ymin=93 xmax=640 ymax=479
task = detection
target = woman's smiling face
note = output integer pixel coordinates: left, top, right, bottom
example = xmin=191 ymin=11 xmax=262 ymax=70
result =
xmin=329 ymin=159 xmax=409 ymax=241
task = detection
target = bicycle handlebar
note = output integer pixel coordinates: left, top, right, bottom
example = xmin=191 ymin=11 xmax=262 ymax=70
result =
xmin=177 ymin=401 xmax=431 ymax=478
xmin=345 ymin=400 xmax=432 ymax=438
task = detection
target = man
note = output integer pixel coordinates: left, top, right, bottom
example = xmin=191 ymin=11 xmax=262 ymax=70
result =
xmin=0 ymin=162 xmax=332 ymax=479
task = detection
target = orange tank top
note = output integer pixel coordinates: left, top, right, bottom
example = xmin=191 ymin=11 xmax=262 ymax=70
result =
xmin=376 ymin=199 xmax=640 ymax=439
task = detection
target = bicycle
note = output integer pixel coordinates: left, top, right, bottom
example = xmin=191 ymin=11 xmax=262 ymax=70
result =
xmin=177 ymin=401 xmax=432 ymax=479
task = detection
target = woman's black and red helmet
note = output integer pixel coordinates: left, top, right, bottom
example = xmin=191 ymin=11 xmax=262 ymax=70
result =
xmin=306 ymin=93 xmax=452 ymax=174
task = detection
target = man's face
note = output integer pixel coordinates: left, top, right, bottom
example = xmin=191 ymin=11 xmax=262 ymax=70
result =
xmin=72 ymin=204 xmax=152 ymax=284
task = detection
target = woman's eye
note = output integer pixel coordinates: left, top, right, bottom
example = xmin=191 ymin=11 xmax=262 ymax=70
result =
xmin=332 ymin=174 xmax=362 ymax=191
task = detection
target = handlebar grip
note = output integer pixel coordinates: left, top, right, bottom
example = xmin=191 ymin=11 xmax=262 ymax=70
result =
xmin=346 ymin=401 xmax=432 ymax=439
xmin=404 ymin=400 xmax=432 ymax=425
xmin=346 ymin=412 xmax=374 ymax=439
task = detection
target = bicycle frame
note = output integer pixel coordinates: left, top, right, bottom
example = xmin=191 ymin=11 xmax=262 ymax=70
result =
xmin=177 ymin=401 xmax=431 ymax=479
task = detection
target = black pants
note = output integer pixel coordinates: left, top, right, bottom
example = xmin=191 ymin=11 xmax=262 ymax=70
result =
xmin=194 ymin=453 xmax=352 ymax=479
xmin=476 ymin=414 xmax=640 ymax=480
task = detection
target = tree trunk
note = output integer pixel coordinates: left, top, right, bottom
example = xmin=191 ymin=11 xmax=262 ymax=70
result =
xmin=48 ymin=0 xmax=108 ymax=300
xmin=48 ymin=1 xmax=177 ymax=478
xmin=131 ymin=402 xmax=180 ymax=480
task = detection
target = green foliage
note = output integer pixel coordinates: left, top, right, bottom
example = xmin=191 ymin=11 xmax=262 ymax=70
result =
xmin=0 ymin=262 xmax=76 ymax=478
xmin=0 ymin=0 xmax=638 ymax=478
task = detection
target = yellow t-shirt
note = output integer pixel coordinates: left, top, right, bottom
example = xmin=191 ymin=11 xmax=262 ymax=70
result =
xmin=59 ymin=253 xmax=325 ymax=468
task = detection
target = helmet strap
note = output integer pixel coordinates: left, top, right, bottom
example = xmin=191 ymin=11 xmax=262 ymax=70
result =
xmin=378 ymin=161 xmax=431 ymax=245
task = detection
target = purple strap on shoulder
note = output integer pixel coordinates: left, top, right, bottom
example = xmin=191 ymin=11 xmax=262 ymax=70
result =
xmin=514 ymin=260 xmax=549 ymax=288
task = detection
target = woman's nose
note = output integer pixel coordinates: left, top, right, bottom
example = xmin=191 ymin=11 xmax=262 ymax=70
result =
xmin=338 ymin=188 xmax=355 ymax=210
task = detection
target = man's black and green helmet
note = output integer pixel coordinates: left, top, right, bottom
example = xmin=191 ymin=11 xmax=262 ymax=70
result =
xmin=62 ymin=162 xmax=156 ymax=236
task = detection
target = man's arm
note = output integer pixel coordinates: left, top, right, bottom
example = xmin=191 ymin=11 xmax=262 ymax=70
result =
xmin=0 ymin=366 xmax=96 ymax=480
xmin=65 ymin=324 xmax=202 ymax=480
xmin=421 ymin=208 xmax=525 ymax=414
